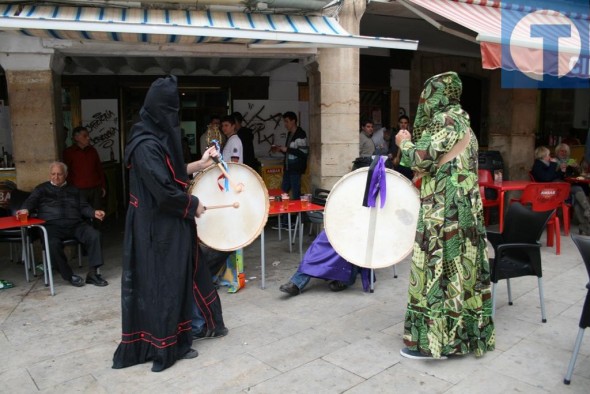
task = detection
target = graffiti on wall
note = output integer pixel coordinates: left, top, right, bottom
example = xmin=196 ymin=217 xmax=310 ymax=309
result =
xmin=81 ymin=99 xmax=120 ymax=162
xmin=233 ymin=100 xmax=308 ymax=158
xmin=86 ymin=109 xmax=117 ymax=149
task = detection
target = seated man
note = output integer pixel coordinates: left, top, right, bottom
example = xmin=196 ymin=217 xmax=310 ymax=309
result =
xmin=17 ymin=161 xmax=108 ymax=287
xmin=279 ymin=230 xmax=370 ymax=296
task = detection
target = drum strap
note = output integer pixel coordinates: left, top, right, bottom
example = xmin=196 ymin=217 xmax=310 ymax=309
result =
xmin=412 ymin=129 xmax=471 ymax=183
xmin=437 ymin=129 xmax=471 ymax=168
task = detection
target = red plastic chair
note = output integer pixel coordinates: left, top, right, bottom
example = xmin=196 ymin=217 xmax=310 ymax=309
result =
xmin=527 ymin=172 xmax=571 ymax=236
xmin=529 ymin=171 xmax=536 ymax=181
xmin=516 ymin=182 xmax=571 ymax=255
xmin=478 ymin=169 xmax=500 ymax=225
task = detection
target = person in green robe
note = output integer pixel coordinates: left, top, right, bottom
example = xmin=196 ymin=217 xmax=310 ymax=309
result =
xmin=395 ymin=71 xmax=495 ymax=359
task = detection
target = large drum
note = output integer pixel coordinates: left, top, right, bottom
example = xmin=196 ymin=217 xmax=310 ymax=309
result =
xmin=324 ymin=168 xmax=420 ymax=269
xmin=190 ymin=163 xmax=269 ymax=251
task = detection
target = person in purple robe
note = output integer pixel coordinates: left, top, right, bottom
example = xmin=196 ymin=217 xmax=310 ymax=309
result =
xmin=279 ymin=230 xmax=367 ymax=295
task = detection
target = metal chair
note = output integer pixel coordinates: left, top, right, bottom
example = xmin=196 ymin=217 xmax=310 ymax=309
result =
xmin=487 ymin=202 xmax=553 ymax=323
xmin=306 ymin=188 xmax=329 ymax=235
xmin=564 ymin=233 xmax=590 ymax=385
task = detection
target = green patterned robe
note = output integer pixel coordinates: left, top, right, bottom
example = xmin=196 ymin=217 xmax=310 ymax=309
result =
xmin=400 ymin=72 xmax=495 ymax=358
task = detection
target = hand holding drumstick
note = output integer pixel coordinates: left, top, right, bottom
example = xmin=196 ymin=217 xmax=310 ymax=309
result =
xmin=210 ymin=154 xmax=245 ymax=193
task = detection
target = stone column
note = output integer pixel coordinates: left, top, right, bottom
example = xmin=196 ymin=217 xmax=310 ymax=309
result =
xmin=487 ymin=70 xmax=538 ymax=181
xmin=308 ymin=0 xmax=365 ymax=190
xmin=0 ymin=51 xmax=61 ymax=190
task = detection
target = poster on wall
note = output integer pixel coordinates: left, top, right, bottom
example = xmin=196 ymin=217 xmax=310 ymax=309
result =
xmin=233 ymin=100 xmax=309 ymax=159
xmin=81 ymin=99 xmax=120 ymax=162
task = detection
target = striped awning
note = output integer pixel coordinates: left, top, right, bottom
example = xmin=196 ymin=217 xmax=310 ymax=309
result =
xmin=0 ymin=4 xmax=418 ymax=50
xmin=405 ymin=0 xmax=589 ymax=77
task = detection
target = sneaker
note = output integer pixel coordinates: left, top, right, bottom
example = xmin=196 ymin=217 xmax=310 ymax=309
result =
xmin=182 ymin=348 xmax=199 ymax=359
xmin=399 ymin=347 xmax=447 ymax=360
xmin=329 ymin=280 xmax=348 ymax=292
xmin=192 ymin=326 xmax=228 ymax=341
xmin=279 ymin=281 xmax=301 ymax=296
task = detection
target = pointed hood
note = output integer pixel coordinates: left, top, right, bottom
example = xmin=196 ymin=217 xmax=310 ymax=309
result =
xmin=125 ymin=75 xmax=187 ymax=184
xmin=412 ymin=71 xmax=469 ymax=142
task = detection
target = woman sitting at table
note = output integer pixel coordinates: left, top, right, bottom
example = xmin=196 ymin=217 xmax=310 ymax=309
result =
xmin=532 ymin=146 xmax=590 ymax=234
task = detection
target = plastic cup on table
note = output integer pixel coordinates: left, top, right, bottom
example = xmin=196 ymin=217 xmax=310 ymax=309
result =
xmin=17 ymin=211 xmax=28 ymax=223
xmin=301 ymin=194 xmax=311 ymax=208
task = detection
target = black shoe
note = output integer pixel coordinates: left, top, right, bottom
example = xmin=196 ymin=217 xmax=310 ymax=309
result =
xmin=70 ymin=274 xmax=85 ymax=287
xmin=279 ymin=282 xmax=301 ymax=296
xmin=192 ymin=327 xmax=228 ymax=341
xmin=86 ymin=272 xmax=109 ymax=287
xmin=329 ymin=280 xmax=348 ymax=292
xmin=182 ymin=348 xmax=199 ymax=359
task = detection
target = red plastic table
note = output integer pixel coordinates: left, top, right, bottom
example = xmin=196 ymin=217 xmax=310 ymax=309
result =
xmin=565 ymin=176 xmax=590 ymax=185
xmin=260 ymin=200 xmax=324 ymax=289
xmin=0 ymin=216 xmax=55 ymax=295
xmin=479 ymin=180 xmax=534 ymax=232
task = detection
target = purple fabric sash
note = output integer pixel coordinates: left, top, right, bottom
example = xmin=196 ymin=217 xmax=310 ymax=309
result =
xmin=362 ymin=156 xmax=387 ymax=208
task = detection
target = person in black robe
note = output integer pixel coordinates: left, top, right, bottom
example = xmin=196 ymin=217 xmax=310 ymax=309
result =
xmin=112 ymin=75 xmax=226 ymax=372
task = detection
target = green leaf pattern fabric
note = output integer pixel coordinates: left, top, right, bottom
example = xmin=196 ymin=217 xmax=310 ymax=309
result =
xmin=400 ymin=72 xmax=495 ymax=358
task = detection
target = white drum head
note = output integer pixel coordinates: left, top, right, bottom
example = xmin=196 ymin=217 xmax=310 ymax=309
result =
xmin=191 ymin=163 xmax=269 ymax=251
xmin=324 ymin=168 xmax=420 ymax=268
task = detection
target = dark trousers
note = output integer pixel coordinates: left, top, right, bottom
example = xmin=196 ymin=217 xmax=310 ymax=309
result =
xmin=192 ymin=246 xmax=225 ymax=333
xmin=281 ymin=170 xmax=302 ymax=200
xmin=44 ymin=221 xmax=103 ymax=281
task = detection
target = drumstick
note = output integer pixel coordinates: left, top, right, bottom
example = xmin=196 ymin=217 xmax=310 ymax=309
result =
xmin=205 ymin=202 xmax=240 ymax=210
xmin=211 ymin=155 xmax=244 ymax=193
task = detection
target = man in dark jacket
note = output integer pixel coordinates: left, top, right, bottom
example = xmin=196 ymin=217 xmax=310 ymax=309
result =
xmin=274 ymin=111 xmax=308 ymax=200
xmin=18 ymin=161 xmax=107 ymax=287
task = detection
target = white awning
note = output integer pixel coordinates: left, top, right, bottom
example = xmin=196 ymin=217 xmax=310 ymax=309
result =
xmin=0 ymin=4 xmax=418 ymax=51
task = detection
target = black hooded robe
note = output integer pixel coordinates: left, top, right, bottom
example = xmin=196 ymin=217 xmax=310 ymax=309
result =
xmin=112 ymin=76 xmax=223 ymax=372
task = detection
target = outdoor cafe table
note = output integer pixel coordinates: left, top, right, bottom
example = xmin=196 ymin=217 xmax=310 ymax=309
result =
xmin=259 ymin=199 xmax=324 ymax=289
xmin=565 ymin=176 xmax=590 ymax=185
xmin=0 ymin=216 xmax=55 ymax=295
xmin=480 ymin=180 xmax=533 ymax=233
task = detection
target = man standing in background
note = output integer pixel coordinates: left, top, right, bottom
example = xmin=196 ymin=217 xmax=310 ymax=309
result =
xmin=273 ymin=111 xmax=308 ymax=200
xmin=63 ymin=126 xmax=106 ymax=211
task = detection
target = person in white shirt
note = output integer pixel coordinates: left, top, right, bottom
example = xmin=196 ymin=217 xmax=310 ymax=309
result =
xmin=221 ymin=115 xmax=243 ymax=163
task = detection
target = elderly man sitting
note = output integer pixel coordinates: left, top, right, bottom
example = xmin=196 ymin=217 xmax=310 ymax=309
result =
xmin=17 ymin=161 xmax=108 ymax=287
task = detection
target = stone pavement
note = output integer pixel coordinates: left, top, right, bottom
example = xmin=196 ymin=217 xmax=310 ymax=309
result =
xmin=0 ymin=217 xmax=589 ymax=393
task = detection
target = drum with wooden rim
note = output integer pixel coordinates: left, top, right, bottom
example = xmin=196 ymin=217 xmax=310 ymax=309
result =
xmin=324 ymin=168 xmax=420 ymax=269
xmin=189 ymin=163 xmax=269 ymax=251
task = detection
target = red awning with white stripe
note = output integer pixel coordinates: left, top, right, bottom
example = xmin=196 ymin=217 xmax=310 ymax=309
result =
xmin=404 ymin=0 xmax=588 ymax=77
